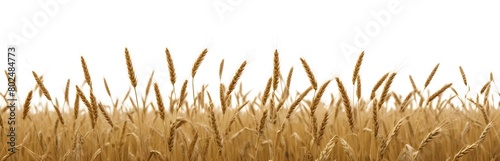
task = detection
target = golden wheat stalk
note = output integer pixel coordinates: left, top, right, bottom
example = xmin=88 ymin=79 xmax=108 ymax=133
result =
xmin=261 ymin=77 xmax=273 ymax=105
xmin=379 ymin=116 xmax=408 ymax=160
xmin=300 ymin=58 xmax=318 ymax=90
xmin=124 ymin=48 xmax=138 ymax=88
xmin=427 ymin=83 xmax=453 ymax=104
xmin=191 ymin=48 xmax=208 ymax=78
xmin=310 ymin=80 xmax=332 ymax=141
xmin=32 ymin=71 xmax=52 ymax=101
xmin=22 ymin=90 xmax=33 ymax=120
xmin=219 ymin=59 xmax=224 ymax=80
xmin=370 ymin=73 xmax=389 ymax=100
xmin=225 ymin=61 xmax=247 ymax=99
xmin=98 ymin=102 xmax=114 ymax=127
xmin=80 ymin=56 xmax=93 ymax=89
xmin=64 ymin=79 xmax=70 ymax=105
xmin=352 ymin=51 xmax=364 ymax=85
xmin=165 ymin=48 xmax=177 ymax=86
xmin=424 ymin=63 xmax=440 ymax=89
xmin=154 ymin=83 xmax=165 ymax=120
xmin=73 ymin=93 xmax=80 ymax=120
xmin=451 ymin=122 xmax=493 ymax=161
xmin=273 ymin=49 xmax=281 ymax=91
xmin=378 ymin=72 xmax=397 ymax=109
xmin=285 ymin=87 xmax=313 ymax=120
xmin=335 ymin=77 xmax=355 ymax=132
xmin=458 ymin=66 xmax=468 ymax=86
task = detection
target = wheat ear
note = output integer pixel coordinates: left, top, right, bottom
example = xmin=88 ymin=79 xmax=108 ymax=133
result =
xmin=370 ymin=73 xmax=389 ymax=100
xmin=352 ymin=51 xmax=364 ymax=85
xmin=80 ymin=56 xmax=93 ymax=89
xmin=300 ymin=58 xmax=318 ymax=90
xmin=22 ymin=90 xmax=33 ymax=120
xmin=273 ymin=49 xmax=281 ymax=90
xmin=335 ymin=77 xmax=355 ymax=132
xmin=424 ymin=63 xmax=440 ymax=89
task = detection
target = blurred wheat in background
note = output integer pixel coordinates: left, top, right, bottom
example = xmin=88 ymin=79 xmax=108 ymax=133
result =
xmin=2 ymin=48 xmax=499 ymax=161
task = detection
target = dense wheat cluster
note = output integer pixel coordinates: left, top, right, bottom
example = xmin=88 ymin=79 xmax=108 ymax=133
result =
xmin=2 ymin=48 xmax=499 ymax=161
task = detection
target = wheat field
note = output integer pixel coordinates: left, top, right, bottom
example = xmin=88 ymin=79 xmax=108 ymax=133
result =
xmin=1 ymin=48 xmax=499 ymax=161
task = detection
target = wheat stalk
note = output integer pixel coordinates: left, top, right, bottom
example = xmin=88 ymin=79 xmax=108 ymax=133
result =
xmin=352 ymin=51 xmax=364 ymax=85
xmin=424 ymin=63 xmax=440 ymax=89
xmin=191 ymin=48 xmax=208 ymax=78
xmin=336 ymin=77 xmax=355 ymax=132
xmin=32 ymin=71 xmax=52 ymax=101
xmin=378 ymin=72 xmax=397 ymax=109
xmin=458 ymin=66 xmax=468 ymax=86
xmin=165 ymin=48 xmax=177 ymax=86
xmin=80 ymin=56 xmax=93 ymax=89
xmin=154 ymin=83 xmax=165 ymax=120
xmin=370 ymin=73 xmax=389 ymax=100
xmin=22 ymin=90 xmax=33 ymax=120
xmin=273 ymin=49 xmax=281 ymax=91
xmin=300 ymin=58 xmax=318 ymax=90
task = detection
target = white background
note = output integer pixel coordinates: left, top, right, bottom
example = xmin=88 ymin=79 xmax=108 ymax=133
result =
xmin=1 ymin=0 xmax=500 ymax=108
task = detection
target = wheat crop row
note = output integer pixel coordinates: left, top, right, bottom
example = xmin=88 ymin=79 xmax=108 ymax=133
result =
xmin=1 ymin=48 xmax=499 ymax=161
